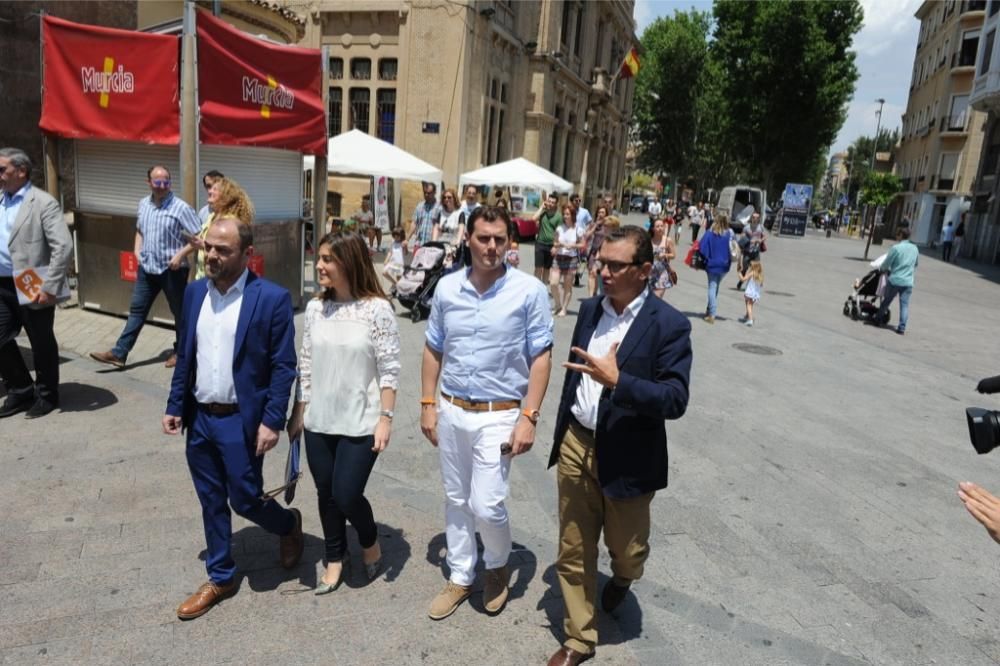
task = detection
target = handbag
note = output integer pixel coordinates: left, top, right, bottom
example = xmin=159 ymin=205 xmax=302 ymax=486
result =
xmin=729 ymin=237 xmax=740 ymax=261
xmin=668 ymin=267 xmax=679 ymax=285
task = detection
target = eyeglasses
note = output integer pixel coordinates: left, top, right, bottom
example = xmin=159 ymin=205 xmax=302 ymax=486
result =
xmin=595 ymin=259 xmax=641 ymax=274
xmin=151 ymin=179 xmax=171 ymax=188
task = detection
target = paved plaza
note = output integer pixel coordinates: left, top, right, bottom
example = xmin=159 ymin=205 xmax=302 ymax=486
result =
xmin=4 ymin=217 xmax=1000 ymax=665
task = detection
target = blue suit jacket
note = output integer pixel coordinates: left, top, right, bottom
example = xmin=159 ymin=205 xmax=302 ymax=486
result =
xmin=549 ymin=291 xmax=693 ymax=499
xmin=165 ymin=271 xmax=297 ymax=444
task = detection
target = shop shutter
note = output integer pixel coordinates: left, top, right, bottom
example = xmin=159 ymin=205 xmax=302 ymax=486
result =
xmin=76 ymin=140 xmax=303 ymax=220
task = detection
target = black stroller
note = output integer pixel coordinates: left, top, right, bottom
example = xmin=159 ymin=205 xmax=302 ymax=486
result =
xmin=842 ymin=268 xmax=889 ymax=325
xmin=393 ymin=241 xmax=448 ymax=322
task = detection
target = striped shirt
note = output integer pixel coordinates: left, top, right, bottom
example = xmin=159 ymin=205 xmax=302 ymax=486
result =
xmin=136 ymin=192 xmax=201 ymax=274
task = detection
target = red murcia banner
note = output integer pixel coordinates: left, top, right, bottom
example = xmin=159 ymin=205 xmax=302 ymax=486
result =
xmin=196 ymin=9 xmax=327 ymax=156
xmin=39 ymin=15 xmax=180 ymax=144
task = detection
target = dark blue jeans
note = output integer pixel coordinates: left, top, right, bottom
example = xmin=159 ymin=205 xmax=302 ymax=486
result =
xmin=186 ymin=408 xmax=297 ymax=584
xmin=112 ymin=265 xmax=188 ymax=360
xmin=304 ymin=430 xmax=379 ymax=563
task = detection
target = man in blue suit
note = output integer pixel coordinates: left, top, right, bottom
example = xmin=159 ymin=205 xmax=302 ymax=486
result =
xmin=163 ymin=217 xmax=303 ymax=620
xmin=546 ymin=226 xmax=693 ymax=666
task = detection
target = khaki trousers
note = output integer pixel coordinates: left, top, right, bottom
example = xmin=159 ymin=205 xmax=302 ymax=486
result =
xmin=556 ymin=420 xmax=653 ymax=653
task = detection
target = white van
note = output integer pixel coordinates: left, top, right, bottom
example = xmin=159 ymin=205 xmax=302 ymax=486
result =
xmin=717 ymin=185 xmax=767 ymax=233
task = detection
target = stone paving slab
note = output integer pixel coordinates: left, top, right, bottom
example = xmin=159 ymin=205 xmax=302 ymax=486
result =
xmin=3 ymin=220 xmax=1000 ymax=664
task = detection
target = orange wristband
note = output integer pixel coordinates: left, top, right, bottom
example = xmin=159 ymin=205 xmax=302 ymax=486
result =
xmin=420 ymin=397 xmax=437 ymax=405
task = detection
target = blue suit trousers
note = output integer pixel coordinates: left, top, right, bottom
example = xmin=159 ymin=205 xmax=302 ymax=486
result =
xmin=186 ymin=408 xmax=295 ymax=584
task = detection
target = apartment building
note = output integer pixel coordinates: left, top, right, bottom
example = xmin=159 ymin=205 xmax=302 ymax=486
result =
xmin=967 ymin=0 xmax=1000 ymax=263
xmin=291 ymin=0 xmax=637 ymax=211
xmin=894 ymin=0 xmax=986 ymax=244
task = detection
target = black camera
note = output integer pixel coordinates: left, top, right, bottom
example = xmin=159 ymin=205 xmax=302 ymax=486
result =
xmin=968 ymin=375 xmax=1000 ymax=454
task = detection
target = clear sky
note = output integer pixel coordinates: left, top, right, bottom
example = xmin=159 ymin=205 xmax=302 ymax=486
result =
xmin=633 ymin=0 xmax=921 ymax=160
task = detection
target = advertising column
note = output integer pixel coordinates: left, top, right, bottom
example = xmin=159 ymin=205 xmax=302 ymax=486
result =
xmin=778 ymin=183 xmax=813 ymax=237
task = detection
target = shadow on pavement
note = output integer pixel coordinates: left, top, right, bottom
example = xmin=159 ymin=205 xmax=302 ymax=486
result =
xmin=535 ymin=564 xmax=643 ymax=650
xmin=425 ymin=532 xmax=538 ymax=611
xmin=227 ymin=526 xmax=326 ymax=592
xmin=58 ymin=381 xmax=118 ymax=412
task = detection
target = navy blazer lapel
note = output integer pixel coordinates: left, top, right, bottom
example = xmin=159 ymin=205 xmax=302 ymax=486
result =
xmin=234 ymin=273 xmax=261 ymax=357
xmin=575 ymin=297 xmax=604 ymax=357
xmin=615 ymin=290 xmax=656 ymax=365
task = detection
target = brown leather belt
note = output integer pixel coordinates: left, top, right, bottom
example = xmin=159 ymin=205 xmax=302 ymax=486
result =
xmin=441 ymin=392 xmax=520 ymax=412
xmin=198 ymin=402 xmax=240 ymax=416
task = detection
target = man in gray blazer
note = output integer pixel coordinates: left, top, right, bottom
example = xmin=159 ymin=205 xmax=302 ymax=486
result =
xmin=0 ymin=147 xmax=73 ymax=419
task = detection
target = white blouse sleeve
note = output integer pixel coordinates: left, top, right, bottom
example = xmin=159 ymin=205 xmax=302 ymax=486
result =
xmin=295 ymin=300 xmax=318 ymax=402
xmin=370 ymin=299 xmax=401 ymax=390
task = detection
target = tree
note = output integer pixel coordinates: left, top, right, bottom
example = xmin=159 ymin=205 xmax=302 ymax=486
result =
xmin=633 ymin=11 xmax=739 ymax=196
xmin=859 ymin=171 xmax=903 ymax=259
xmin=843 ymin=127 xmax=900 ymax=205
xmin=712 ymin=0 xmax=864 ymax=200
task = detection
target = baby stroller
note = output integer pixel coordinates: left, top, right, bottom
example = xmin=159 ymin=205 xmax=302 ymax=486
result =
xmin=842 ymin=268 xmax=889 ymax=324
xmin=393 ymin=241 xmax=447 ymax=322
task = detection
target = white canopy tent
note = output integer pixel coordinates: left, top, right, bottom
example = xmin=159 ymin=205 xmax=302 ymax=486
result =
xmin=458 ymin=157 xmax=573 ymax=193
xmin=303 ymin=129 xmax=442 ymax=182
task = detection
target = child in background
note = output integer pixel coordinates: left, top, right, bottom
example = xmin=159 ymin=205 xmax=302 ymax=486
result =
xmin=505 ymin=240 xmax=521 ymax=269
xmin=382 ymin=228 xmax=407 ymax=287
xmin=738 ymin=260 xmax=763 ymax=326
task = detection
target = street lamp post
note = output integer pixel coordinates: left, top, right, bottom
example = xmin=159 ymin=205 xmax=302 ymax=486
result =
xmin=864 ymin=98 xmax=886 ymax=259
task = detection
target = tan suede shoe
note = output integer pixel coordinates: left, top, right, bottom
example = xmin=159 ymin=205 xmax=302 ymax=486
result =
xmin=483 ymin=565 xmax=510 ymax=614
xmin=427 ymin=581 xmax=472 ymax=620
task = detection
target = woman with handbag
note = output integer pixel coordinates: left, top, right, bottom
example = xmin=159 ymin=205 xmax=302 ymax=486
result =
xmin=648 ymin=218 xmax=677 ymax=299
xmin=699 ymin=213 xmax=733 ymax=324
xmin=287 ymin=231 xmax=401 ymax=594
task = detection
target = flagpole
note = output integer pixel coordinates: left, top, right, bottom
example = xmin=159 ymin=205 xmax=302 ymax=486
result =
xmin=180 ymin=1 xmax=198 ymax=207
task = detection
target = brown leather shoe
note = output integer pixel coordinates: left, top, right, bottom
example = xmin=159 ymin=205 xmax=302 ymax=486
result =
xmin=547 ymin=646 xmax=594 ymax=666
xmin=89 ymin=350 xmax=125 ymax=369
xmin=279 ymin=508 xmax=304 ymax=569
xmin=164 ymin=354 xmax=177 ymax=368
xmin=176 ymin=580 xmax=236 ymax=620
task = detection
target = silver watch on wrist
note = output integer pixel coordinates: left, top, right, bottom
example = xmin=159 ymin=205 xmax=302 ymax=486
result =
xmin=380 ymin=409 xmax=394 ymax=420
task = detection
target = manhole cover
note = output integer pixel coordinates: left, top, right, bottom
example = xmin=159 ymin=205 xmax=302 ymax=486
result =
xmin=764 ymin=290 xmax=795 ymax=297
xmin=732 ymin=343 xmax=783 ymax=356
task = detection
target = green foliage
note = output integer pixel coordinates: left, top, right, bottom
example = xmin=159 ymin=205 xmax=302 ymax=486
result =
xmin=859 ymin=171 xmax=903 ymax=207
xmin=844 ymin=127 xmax=900 ymax=202
xmin=634 ymin=10 xmax=739 ymax=192
xmin=628 ymin=172 xmax=655 ymax=190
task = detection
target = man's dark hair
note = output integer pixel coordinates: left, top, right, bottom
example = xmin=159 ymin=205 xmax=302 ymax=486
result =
xmin=897 ymin=226 xmax=911 ymax=240
xmin=546 ymin=192 xmax=558 ymax=201
xmin=147 ymin=165 xmax=171 ymax=180
xmin=605 ymin=225 xmax=653 ymax=265
xmin=422 ymin=181 xmax=437 ymax=193
xmin=571 ymin=192 xmax=581 ymax=200
xmin=466 ymin=205 xmax=513 ymax=238
xmin=204 ymin=169 xmax=224 ymax=180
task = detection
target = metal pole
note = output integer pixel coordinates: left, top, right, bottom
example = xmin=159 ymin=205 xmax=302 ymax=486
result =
xmin=864 ymin=98 xmax=886 ymax=260
xmin=312 ymin=45 xmax=330 ymax=262
xmin=179 ymin=1 xmax=198 ymax=207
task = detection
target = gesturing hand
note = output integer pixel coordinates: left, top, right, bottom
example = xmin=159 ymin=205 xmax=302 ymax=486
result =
xmin=562 ymin=342 xmax=620 ymax=389
xmin=959 ymin=482 xmax=1000 ymax=544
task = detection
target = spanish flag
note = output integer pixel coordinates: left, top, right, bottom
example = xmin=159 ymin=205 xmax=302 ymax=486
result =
xmin=620 ymin=46 xmax=640 ymax=79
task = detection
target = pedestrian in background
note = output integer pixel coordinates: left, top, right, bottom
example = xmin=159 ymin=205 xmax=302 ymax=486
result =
xmin=699 ymin=212 xmax=733 ymax=324
xmin=91 ymin=165 xmax=201 ymax=370
xmin=163 ymin=218 xmax=304 ymax=620
xmin=688 ymin=201 xmax=705 ymax=244
xmin=736 ymin=211 xmax=766 ymax=290
xmin=421 ymin=206 xmax=553 ymax=622
xmin=875 ymin=225 xmax=919 ymax=335
xmin=953 ymin=215 xmax=966 ymax=262
xmin=533 ymin=193 xmax=563 ymax=285
xmin=551 ymin=204 xmax=584 ymax=317
xmin=940 ymin=220 xmax=955 ymax=263
xmin=189 ymin=177 xmax=255 ymax=280
xmin=382 ymin=228 xmax=407 ymax=288
xmin=737 ymin=260 xmax=764 ymax=327
xmin=409 ymin=182 xmax=441 ymax=254
xmin=433 ymin=188 xmax=466 ymax=269
xmin=584 ymin=205 xmax=611 ymax=298
xmin=0 ymin=147 xmax=74 ymax=419
xmin=648 ymin=218 xmax=676 ymax=299
xmin=197 ymin=170 xmax=224 ymax=223
xmin=287 ymin=231 xmax=400 ymax=594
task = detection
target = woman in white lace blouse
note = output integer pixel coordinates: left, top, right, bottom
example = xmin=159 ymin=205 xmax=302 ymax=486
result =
xmin=287 ymin=232 xmax=401 ymax=594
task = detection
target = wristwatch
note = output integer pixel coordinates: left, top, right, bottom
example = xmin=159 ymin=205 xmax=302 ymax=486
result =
xmin=379 ymin=410 xmax=394 ymax=420
xmin=521 ymin=409 xmax=540 ymax=425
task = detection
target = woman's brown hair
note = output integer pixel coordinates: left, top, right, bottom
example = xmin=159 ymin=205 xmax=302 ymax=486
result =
xmin=441 ymin=188 xmax=459 ymax=212
xmin=316 ymin=231 xmax=388 ymax=302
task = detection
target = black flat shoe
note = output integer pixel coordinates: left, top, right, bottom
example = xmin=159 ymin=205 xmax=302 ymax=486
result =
xmin=24 ymin=399 xmax=58 ymax=420
xmin=0 ymin=396 xmax=33 ymax=418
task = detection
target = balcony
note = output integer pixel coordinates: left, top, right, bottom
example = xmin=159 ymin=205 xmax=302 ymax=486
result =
xmin=971 ymin=69 xmax=1000 ymax=111
xmin=962 ymin=0 xmax=987 ymax=15
xmin=937 ymin=177 xmax=956 ymax=191
xmin=952 ymin=50 xmax=978 ymax=71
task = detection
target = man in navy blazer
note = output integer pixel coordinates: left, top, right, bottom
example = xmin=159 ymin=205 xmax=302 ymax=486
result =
xmin=163 ymin=218 xmax=303 ymax=620
xmin=546 ymin=226 xmax=692 ymax=666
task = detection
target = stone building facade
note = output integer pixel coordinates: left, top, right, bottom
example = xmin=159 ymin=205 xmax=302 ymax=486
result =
xmin=293 ymin=0 xmax=637 ymax=213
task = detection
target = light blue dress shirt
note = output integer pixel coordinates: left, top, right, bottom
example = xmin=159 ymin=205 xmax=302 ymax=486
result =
xmin=0 ymin=182 xmax=31 ymax=277
xmin=426 ymin=266 xmax=554 ymax=402
xmin=136 ymin=192 xmax=202 ymax=274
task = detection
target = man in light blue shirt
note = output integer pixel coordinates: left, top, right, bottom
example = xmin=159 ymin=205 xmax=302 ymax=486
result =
xmin=421 ymin=206 xmax=553 ymax=622
xmin=876 ymin=225 xmax=920 ymax=335
xmin=91 ymin=165 xmax=201 ymax=370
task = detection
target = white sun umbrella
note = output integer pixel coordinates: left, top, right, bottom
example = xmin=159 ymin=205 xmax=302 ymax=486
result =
xmin=307 ymin=129 xmax=443 ymax=182
xmin=459 ymin=157 xmax=573 ymax=193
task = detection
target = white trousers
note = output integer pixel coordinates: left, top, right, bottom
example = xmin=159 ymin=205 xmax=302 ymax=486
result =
xmin=437 ymin=399 xmax=518 ymax=586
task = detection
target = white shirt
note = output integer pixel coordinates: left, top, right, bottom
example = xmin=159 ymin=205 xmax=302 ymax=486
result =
xmin=194 ymin=270 xmax=248 ymax=404
xmin=575 ymin=206 xmax=593 ymax=235
xmin=555 ymin=224 xmax=580 ymax=257
xmin=570 ymin=289 xmax=649 ymax=430
xmin=941 ymin=224 xmax=956 ymax=242
xmin=648 ymin=201 xmax=662 ymax=218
